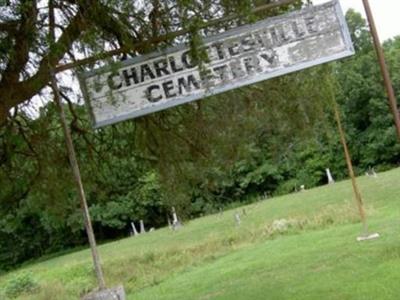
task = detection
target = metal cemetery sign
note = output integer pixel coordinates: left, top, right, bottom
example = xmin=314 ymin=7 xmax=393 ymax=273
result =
xmin=80 ymin=0 xmax=354 ymax=128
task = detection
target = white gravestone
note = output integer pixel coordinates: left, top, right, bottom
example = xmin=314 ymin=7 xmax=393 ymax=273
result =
xmin=131 ymin=222 xmax=139 ymax=236
xmin=139 ymin=220 xmax=146 ymax=234
xmin=171 ymin=207 xmax=182 ymax=230
xmin=326 ymin=168 xmax=335 ymax=184
xmin=234 ymin=212 xmax=241 ymax=226
xmin=366 ymin=167 xmax=378 ymax=178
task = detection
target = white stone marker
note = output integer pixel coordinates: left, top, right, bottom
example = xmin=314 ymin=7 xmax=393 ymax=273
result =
xmin=326 ymin=168 xmax=335 ymax=184
xmin=171 ymin=207 xmax=182 ymax=230
xmin=234 ymin=212 xmax=241 ymax=226
xmin=366 ymin=167 xmax=378 ymax=178
xmin=357 ymin=232 xmax=380 ymax=242
xmin=131 ymin=222 xmax=139 ymax=236
xmin=139 ymin=220 xmax=146 ymax=234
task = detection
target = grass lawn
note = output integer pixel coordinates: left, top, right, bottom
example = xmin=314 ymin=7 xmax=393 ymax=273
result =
xmin=0 ymin=168 xmax=399 ymax=299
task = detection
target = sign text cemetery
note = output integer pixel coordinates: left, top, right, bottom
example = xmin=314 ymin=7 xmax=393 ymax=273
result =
xmin=81 ymin=0 xmax=354 ymax=128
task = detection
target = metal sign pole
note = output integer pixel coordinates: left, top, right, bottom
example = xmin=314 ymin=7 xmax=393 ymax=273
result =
xmin=362 ymin=0 xmax=400 ymax=141
xmin=332 ymin=99 xmax=379 ymax=241
xmin=332 ymin=99 xmax=368 ymax=235
xmin=50 ymin=71 xmax=106 ymax=290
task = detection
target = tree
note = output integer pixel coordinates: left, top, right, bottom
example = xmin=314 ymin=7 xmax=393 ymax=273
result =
xmin=137 ymin=64 xmax=337 ymax=214
xmin=344 ymin=8 xmax=372 ymax=53
xmin=0 ymin=0 xmax=303 ymax=125
xmin=335 ymin=10 xmax=400 ymax=169
xmin=3 ymin=0 xmax=333 ymax=268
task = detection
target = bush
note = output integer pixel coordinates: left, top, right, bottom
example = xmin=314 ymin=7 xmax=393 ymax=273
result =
xmin=3 ymin=272 xmax=40 ymax=298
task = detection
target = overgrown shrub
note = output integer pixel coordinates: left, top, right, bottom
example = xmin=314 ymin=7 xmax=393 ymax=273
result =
xmin=3 ymin=272 xmax=40 ymax=298
xmin=264 ymin=203 xmax=361 ymax=237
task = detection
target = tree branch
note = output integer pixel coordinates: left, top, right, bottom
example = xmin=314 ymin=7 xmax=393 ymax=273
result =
xmin=1 ymin=1 xmax=38 ymax=84
xmin=0 ymin=0 xmax=298 ymax=126
xmin=0 ymin=20 xmax=19 ymax=33
xmin=55 ymin=0 xmax=298 ymax=72
xmin=0 ymin=9 xmax=86 ymax=125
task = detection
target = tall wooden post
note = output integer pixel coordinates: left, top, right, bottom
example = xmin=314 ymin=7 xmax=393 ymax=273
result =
xmin=362 ymin=0 xmax=400 ymax=141
xmin=50 ymin=71 xmax=106 ymax=290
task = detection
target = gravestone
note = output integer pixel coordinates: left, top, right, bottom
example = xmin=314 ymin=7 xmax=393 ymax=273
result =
xmin=326 ymin=168 xmax=335 ymax=184
xmin=171 ymin=207 xmax=182 ymax=230
xmin=366 ymin=167 xmax=378 ymax=178
xmin=234 ymin=212 xmax=241 ymax=226
xmin=83 ymin=286 xmax=125 ymax=300
xmin=219 ymin=208 xmax=223 ymax=217
xmin=131 ymin=222 xmax=138 ymax=236
xmin=167 ymin=217 xmax=172 ymax=229
xmin=139 ymin=220 xmax=146 ymax=234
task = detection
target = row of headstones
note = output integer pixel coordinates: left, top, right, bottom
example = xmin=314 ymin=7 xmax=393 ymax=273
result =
xmin=130 ymin=220 xmax=155 ymax=236
xmin=233 ymin=167 xmax=379 ymax=226
xmin=299 ymin=167 xmax=378 ymax=192
xmin=130 ymin=207 xmax=183 ymax=236
xmin=132 ymin=167 xmax=380 ymax=232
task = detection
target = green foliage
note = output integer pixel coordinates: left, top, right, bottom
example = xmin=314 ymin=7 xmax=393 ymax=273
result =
xmin=345 ymin=9 xmax=372 ymax=53
xmin=0 ymin=168 xmax=399 ymax=299
xmin=335 ymin=11 xmax=400 ymax=170
xmin=1 ymin=7 xmax=400 ymax=271
xmin=2 ymin=272 xmax=39 ymax=298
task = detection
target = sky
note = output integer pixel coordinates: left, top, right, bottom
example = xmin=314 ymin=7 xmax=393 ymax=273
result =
xmin=313 ymin=0 xmax=400 ymax=41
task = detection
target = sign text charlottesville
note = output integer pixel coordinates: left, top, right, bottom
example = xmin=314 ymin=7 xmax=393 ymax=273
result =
xmin=81 ymin=0 xmax=353 ymax=128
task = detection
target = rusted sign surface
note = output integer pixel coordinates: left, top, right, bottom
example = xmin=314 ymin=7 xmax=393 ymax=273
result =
xmin=80 ymin=0 xmax=354 ymax=128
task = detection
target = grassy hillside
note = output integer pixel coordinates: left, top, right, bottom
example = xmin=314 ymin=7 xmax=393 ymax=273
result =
xmin=1 ymin=168 xmax=399 ymax=299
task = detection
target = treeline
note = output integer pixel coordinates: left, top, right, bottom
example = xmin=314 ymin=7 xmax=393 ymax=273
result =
xmin=1 ymin=10 xmax=399 ymax=270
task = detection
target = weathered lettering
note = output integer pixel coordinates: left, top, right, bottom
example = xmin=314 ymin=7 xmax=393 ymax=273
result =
xmin=81 ymin=0 xmax=354 ymax=128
